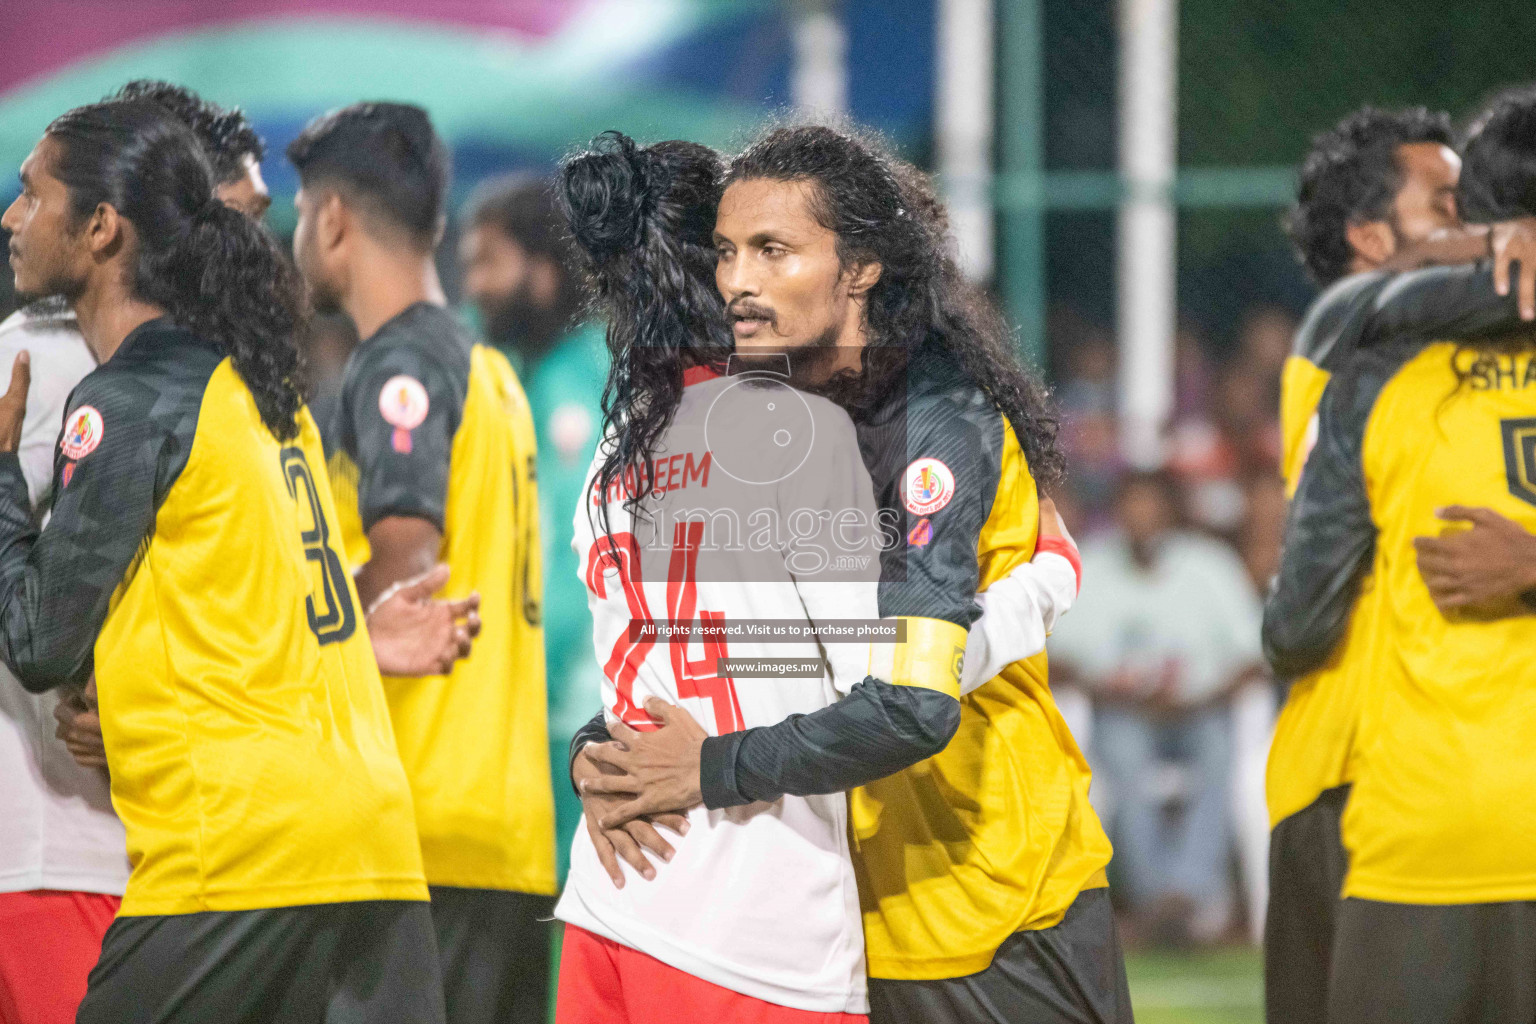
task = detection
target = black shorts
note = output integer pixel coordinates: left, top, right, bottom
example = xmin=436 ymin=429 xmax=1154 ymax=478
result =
xmin=866 ymin=887 xmax=1133 ymax=1024
xmin=76 ymin=899 xmax=445 ymax=1024
xmin=1264 ymin=784 xmax=1349 ymax=1024
xmin=1328 ymin=897 xmax=1536 ymax=1024
xmin=429 ymin=886 xmax=555 ymax=1024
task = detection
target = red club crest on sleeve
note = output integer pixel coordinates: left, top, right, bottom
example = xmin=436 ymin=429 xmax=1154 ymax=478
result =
xmin=60 ymin=406 xmax=104 ymax=460
xmin=379 ymin=375 xmax=429 ymax=453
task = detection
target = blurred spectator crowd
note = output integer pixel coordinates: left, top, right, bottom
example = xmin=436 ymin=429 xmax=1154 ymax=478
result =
xmin=1047 ymin=302 xmax=1292 ymax=949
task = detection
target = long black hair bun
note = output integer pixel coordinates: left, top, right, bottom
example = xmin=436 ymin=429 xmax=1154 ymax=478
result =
xmin=559 ymin=131 xmax=661 ymax=264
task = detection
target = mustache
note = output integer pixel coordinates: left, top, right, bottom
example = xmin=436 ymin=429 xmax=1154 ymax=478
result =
xmin=727 ymin=298 xmax=776 ymax=324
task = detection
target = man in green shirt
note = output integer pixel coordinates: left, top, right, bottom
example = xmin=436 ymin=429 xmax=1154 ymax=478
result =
xmin=459 ymin=176 xmax=606 ymax=877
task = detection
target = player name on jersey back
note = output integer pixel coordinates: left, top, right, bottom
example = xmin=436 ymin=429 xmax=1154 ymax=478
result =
xmin=555 ymin=368 xmax=881 ymax=1014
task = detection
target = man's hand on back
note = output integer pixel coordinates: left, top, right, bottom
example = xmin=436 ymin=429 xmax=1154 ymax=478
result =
xmin=54 ymin=673 xmax=106 ymax=770
xmin=1039 ymin=496 xmax=1072 ymax=546
xmin=572 ymin=741 xmax=689 ymax=889
xmin=1490 ymin=218 xmax=1536 ymax=321
xmin=581 ymin=698 xmax=709 ymax=828
xmin=1414 ymin=506 xmax=1536 ymax=612
xmin=1383 ymin=218 xmax=1536 ymax=320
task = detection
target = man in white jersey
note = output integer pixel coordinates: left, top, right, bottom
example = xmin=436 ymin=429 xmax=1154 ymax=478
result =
xmin=561 ymin=351 xmax=884 ymax=1016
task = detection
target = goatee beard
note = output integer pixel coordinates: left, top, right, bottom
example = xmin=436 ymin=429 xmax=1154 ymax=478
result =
xmin=802 ymin=342 xmax=907 ymax=422
xmin=780 ymin=324 xmax=843 ymax=391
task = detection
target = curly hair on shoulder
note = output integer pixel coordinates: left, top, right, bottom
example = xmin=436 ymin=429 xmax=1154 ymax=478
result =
xmin=558 ymin=131 xmax=730 ymax=537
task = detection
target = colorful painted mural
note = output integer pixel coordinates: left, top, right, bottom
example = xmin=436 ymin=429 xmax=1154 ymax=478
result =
xmin=0 ymin=1 xmax=799 ymax=209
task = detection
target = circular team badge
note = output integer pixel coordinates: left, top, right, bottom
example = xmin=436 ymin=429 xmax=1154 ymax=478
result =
xmin=60 ymin=406 xmax=104 ymax=459
xmin=703 ymin=376 xmax=816 ymax=486
xmin=902 ymin=457 xmax=955 ymax=515
xmin=379 ymin=375 xmax=430 ymax=430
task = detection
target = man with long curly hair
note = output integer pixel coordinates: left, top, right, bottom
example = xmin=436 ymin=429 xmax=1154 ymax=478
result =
xmin=0 ymin=83 xmax=476 ymax=1024
xmin=0 ymin=97 xmax=450 ymax=1024
xmin=573 ymin=123 xmax=1126 ymax=1024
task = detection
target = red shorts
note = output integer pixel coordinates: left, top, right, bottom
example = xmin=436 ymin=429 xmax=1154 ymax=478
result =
xmin=0 ymin=889 xmax=119 ymax=1024
xmin=556 ymin=924 xmax=866 ymax=1024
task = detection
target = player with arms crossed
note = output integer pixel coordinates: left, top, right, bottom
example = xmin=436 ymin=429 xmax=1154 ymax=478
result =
xmin=574 ymin=124 xmax=1123 ymax=1024
xmin=0 ymin=99 xmax=448 ymax=1022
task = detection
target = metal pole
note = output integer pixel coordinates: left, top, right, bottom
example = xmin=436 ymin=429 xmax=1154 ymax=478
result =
xmin=790 ymin=0 xmax=849 ymax=118
xmin=996 ymin=0 xmax=1046 ymax=367
xmin=1117 ymin=0 xmax=1179 ymax=467
xmin=936 ymin=0 xmax=995 ymax=282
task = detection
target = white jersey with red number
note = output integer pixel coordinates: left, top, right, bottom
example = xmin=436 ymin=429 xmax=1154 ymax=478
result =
xmin=555 ymin=365 xmax=881 ymax=1014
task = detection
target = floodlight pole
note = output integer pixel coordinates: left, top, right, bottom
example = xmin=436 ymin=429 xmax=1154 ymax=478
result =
xmin=937 ymin=0 xmax=995 ymax=283
xmin=790 ymin=0 xmax=849 ymax=117
xmin=1117 ymin=0 xmax=1178 ymax=467
xmin=996 ymin=0 xmax=1047 ymax=367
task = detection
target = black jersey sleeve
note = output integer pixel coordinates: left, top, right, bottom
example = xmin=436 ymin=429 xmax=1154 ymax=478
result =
xmin=874 ymin=390 xmax=1002 ymax=631
xmin=1295 ymin=265 xmax=1520 ymax=375
xmin=697 ymin=362 xmax=998 ymax=807
xmin=699 ymin=677 xmax=959 ymax=808
xmin=344 ymin=343 xmax=463 ymax=533
xmin=0 ymin=368 xmax=193 ymax=691
xmin=1291 ymin=271 xmax=1391 ymax=371
xmin=1360 ymin=263 xmax=1522 ymax=348
xmin=1262 ymin=354 xmax=1398 ymax=678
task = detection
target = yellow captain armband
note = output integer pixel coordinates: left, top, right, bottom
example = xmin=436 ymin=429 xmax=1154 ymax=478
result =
xmin=868 ymin=616 xmax=965 ymax=700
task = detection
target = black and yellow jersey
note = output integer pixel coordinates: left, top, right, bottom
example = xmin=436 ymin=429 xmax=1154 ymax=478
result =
xmin=327 ymin=302 xmax=554 ymax=895
xmin=1269 ymin=265 xmax=1520 ymax=828
xmin=0 ymin=319 xmax=426 ymax=916
xmin=847 ymin=344 xmax=1110 ymax=980
xmin=1281 ymin=271 xmax=1396 ymax=496
xmin=1265 ymin=331 xmax=1536 ymax=903
xmin=690 ymin=343 xmax=1111 ymax=980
